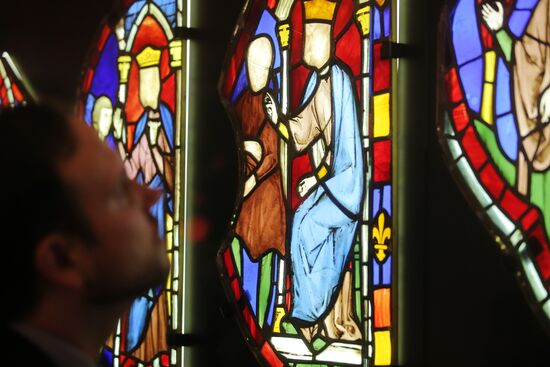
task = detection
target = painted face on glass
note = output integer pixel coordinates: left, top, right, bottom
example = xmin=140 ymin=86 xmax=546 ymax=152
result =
xmin=246 ymin=36 xmax=274 ymax=93
xmin=303 ymin=23 xmax=331 ymax=70
xmin=59 ymin=121 xmax=170 ymax=303
xmin=92 ymin=96 xmax=114 ymax=141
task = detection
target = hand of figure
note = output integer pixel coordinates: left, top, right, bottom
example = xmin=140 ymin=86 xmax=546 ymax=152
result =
xmin=148 ymin=120 xmax=161 ymax=146
xmin=298 ymin=175 xmax=317 ymax=198
xmin=481 ymin=2 xmax=504 ymax=32
xmin=540 ymin=87 xmax=550 ymax=124
xmin=264 ymin=92 xmax=279 ymax=125
xmin=244 ymin=140 xmax=263 ymax=162
xmin=113 ymin=108 xmax=124 ymax=140
xmin=243 ymin=174 xmax=257 ymax=198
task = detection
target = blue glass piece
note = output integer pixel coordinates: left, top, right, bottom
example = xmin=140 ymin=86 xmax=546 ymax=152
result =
xmin=90 ymin=34 xmax=119 ymax=104
xmin=255 ymin=10 xmax=281 ymax=70
xmin=496 ymin=113 xmax=519 ymax=161
xmin=458 ymin=57 xmax=483 ymax=112
xmin=84 ymin=94 xmax=95 ymax=125
xmin=509 ymin=9 xmax=533 ymax=38
xmin=373 ymin=260 xmax=380 ymax=285
xmin=275 ymin=72 xmax=281 ymax=103
xmin=382 ymin=255 xmax=392 ymax=285
xmin=372 ymin=188 xmax=381 ymax=217
xmin=242 ymin=249 xmax=259 ymax=315
xmin=383 ymin=6 xmax=391 ymax=37
xmin=230 ymin=62 xmax=249 ymax=103
xmin=382 ymin=185 xmax=392 ymax=215
xmin=266 ymin=284 xmax=277 ymax=326
xmin=495 ymin=58 xmax=511 ymax=116
xmin=101 ymin=348 xmax=113 ymax=365
xmin=373 ymin=7 xmax=381 ymax=40
xmin=127 ymin=296 xmax=150 ymax=350
xmin=152 ymin=0 xmax=177 ymax=26
xmin=515 ymin=0 xmax=539 ymax=9
xmin=451 ymin=0 xmax=482 ymax=65
xmin=125 ymin=0 xmax=147 ymax=32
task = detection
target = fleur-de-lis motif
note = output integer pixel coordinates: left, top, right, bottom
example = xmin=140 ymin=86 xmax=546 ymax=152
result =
xmin=372 ymin=211 xmax=391 ymax=262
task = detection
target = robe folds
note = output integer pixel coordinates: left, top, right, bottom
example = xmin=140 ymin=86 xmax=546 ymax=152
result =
xmin=234 ymin=90 xmax=287 ymax=259
xmin=289 ymin=64 xmax=364 ymax=323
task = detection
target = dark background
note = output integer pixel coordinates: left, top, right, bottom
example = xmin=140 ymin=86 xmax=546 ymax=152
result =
xmin=1 ymin=1 xmax=549 ymax=366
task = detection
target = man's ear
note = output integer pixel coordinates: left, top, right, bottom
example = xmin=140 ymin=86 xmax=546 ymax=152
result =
xmin=34 ymin=234 xmax=86 ymax=289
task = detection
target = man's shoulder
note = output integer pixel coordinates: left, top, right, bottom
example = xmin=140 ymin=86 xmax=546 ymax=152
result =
xmin=0 ymin=323 xmax=58 ymax=366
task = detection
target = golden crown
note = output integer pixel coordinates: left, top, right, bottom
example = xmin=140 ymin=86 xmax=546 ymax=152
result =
xmin=136 ymin=46 xmax=161 ymax=68
xmin=304 ymin=0 xmax=337 ymax=21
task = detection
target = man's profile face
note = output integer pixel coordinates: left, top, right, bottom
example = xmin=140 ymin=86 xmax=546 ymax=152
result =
xmin=59 ymin=121 xmax=170 ymax=302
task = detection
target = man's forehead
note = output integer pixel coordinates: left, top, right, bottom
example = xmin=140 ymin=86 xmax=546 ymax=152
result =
xmin=59 ymin=120 xmax=122 ymax=191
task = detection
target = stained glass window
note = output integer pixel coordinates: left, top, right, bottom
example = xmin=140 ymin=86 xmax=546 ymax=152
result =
xmin=439 ymin=0 xmax=550 ymax=332
xmin=79 ymin=1 xmax=190 ymax=366
xmin=219 ymin=0 xmax=395 ymax=365
xmin=0 ymin=52 xmax=34 ymax=109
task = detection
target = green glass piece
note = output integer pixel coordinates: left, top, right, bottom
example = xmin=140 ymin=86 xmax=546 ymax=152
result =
xmin=281 ymin=320 xmax=298 ymax=335
xmin=258 ymin=252 xmax=273 ymax=327
xmin=473 ymin=119 xmax=516 ymax=186
xmin=231 ymin=237 xmax=242 ymax=277
xmin=496 ymin=29 xmax=513 ymax=62
xmin=312 ymin=336 xmax=327 ymax=352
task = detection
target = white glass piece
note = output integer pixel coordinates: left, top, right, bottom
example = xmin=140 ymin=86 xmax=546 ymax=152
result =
xmin=486 ymin=205 xmax=515 ymax=236
xmin=509 ymin=229 xmax=524 ymax=248
xmin=271 ymin=336 xmax=313 ymax=361
xmin=447 ymin=138 xmax=463 ymax=160
xmin=518 ymin=243 xmax=548 ymax=301
xmin=457 ymin=157 xmax=492 ymax=207
xmin=315 ymin=342 xmax=362 ymax=365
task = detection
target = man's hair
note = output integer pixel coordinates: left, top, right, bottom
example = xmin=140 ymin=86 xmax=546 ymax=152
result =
xmin=0 ymin=104 xmax=93 ymax=321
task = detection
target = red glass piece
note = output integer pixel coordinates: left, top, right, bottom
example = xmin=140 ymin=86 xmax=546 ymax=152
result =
xmin=452 ymin=102 xmax=470 ymax=132
xmin=126 ymin=124 xmax=136 ymax=151
xmin=286 ymin=273 xmax=291 ymax=311
xmin=461 ymin=125 xmax=487 ymax=169
xmin=373 ymin=42 xmax=390 ymax=93
xmin=290 ymin=64 xmax=313 ymax=113
xmin=334 ymin=0 xmax=354 ymax=38
xmin=479 ymin=164 xmax=505 ymax=199
xmin=290 ymin=0 xmax=304 ymax=66
xmin=231 ymin=278 xmax=242 ymax=299
xmin=500 ymin=189 xmax=528 ymax=220
xmin=445 ymin=68 xmax=463 ymax=103
xmin=291 ymin=152 xmax=313 ymax=210
xmin=224 ymin=248 xmax=236 ymax=278
xmin=260 ymin=342 xmax=284 ymax=367
xmin=521 ymin=208 xmax=540 ymax=232
xmin=373 ymin=140 xmax=391 ymax=182
xmin=373 ymin=288 xmax=391 ymax=328
xmin=125 ymin=60 xmax=144 ymax=123
xmin=97 ymin=24 xmax=111 ymax=52
xmin=336 ymin=22 xmax=361 ymax=77
xmin=356 ymin=79 xmax=361 ymax=100
xmin=160 ymin=353 xmax=169 ymax=367
xmin=11 ymin=82 xmax=24 ymax=103
xmin=267 ymin=0 xmax=277 ymax=10
xmin=529 ymin=224 xmax=550 ymax=281
xmin=83 ymin=69 xmax=94 ymax=93
xmin=242 ymin=307 xmax=264 ymax=345
xmin=480 ymin=23 xmax=493 ymax=49
xmin=132 ymin=16 xmax=168 ymax=52
xmin=160 ymin=73 xmax=176 ymax=112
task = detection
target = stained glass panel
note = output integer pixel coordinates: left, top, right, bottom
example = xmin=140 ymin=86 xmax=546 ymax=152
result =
xmin=0 ymin=52 xmax=34 ymax=110
xmin=79 ymin=1 xmax=189 ymax=366
xmin=439 ymin=0 xmax=550 ymax=333
xmin=219 ymin=0 xmax=395 ymax=365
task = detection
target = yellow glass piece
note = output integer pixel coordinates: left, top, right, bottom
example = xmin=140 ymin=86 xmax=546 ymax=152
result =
xmin=166 ymin=252 xmax=173 ymax=290
xmin=166 ymin=213 xmax=174 ymax=232
xmin=484 ymin=51 xmax=496 ymax=83
xmin=374 ymin=93 xmax=390 ymax=137
xmin=169 ymin=39 xmax=183 ymax=68
xmin=278 ymin=121 xmax=290 ymax=140
xmin=317 ymin=164 xmax=328 ymax=179
xmin=373 ymin=212 xmax=391 ymax=262
xmin=374 ymin=330 xmax=392 ymax=366
xmin=117 ymin=55 xmax=132 ymax=83
xmin=278 ymin=23 xmax=290 ymax=48
xmin=481 ymin=82 xmax=494 ymax=125
xmin=304 ymin=0 xmax=337 ymax=21
xmin=356 ymin=6 xmax=371 ymax=36
xmin=272 ymin=306 xmax=286 ymax=333
xmin=136 ymin=46 xmax=162 ymax=68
